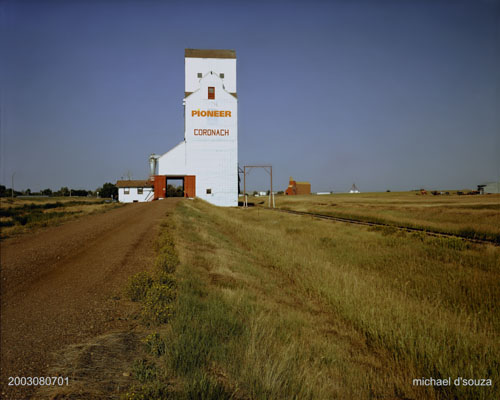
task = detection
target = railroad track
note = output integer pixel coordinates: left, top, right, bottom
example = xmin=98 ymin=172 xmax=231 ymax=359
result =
xmin=271 ymin=208 xmax=499 ymax=246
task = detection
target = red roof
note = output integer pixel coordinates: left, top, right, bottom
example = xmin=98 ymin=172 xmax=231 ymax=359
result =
xmin=116 ymin=180 xmax=153 ymax=188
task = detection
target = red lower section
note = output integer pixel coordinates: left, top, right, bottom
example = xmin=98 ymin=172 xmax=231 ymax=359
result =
xmin=153 ymin=175 xmax=196 ymax=200
xmin=154 ymin=175 xmax=167 ymax=200
xmin=184 ymin=175 xmax=196 ymax=198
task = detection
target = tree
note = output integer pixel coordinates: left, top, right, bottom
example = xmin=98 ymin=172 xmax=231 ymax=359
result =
xmin=72 ymin=189 xmax=89 ymax=197
xmin=0 ymin=185 xmax=6 ymax=197
xmin=58 ymin=187 xmax=70 ymax=196
xmin=41 ymin=188 xmax=52 ymax=196
xmin=99 ymin=183 xmax=117 ymax=199
xmin=166 ymin=184 xmax=183 ymax=197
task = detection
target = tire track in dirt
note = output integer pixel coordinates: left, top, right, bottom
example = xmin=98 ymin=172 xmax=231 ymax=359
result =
xmin=0 ymin=199 xmax=179 ymax=399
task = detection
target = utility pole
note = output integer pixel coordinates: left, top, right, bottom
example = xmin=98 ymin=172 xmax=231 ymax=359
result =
xmin=270 ymin=166 xmax=273 ymax=208
xmin=242 ymin=165 xmax=274 ymax=208
xmin=11 ymin=172 xmax=15 ymax=199
xmin=243 ymin=166 xmax=247 ymax=207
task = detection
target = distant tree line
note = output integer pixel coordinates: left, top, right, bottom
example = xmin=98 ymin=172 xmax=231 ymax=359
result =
xmin=0 ymin=186 xmax=23 ymax=197
xmin=0 ymin=183 xmax=119 ymax=199
xmin=0 ymin=181 xmax=186 ymax=199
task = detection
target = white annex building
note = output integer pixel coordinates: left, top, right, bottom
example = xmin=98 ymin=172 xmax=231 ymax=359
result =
xmin=118 ymin=49 xmax=238 ymax=206
xmin=116 ymin=180 xmax=154 ymax=203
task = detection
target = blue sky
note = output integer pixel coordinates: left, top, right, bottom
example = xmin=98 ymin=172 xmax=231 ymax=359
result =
xmin=1 ymin=0 xmax=499 ymax=192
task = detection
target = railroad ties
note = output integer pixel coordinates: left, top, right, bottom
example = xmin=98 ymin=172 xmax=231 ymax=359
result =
xmin=272 ymin=208 xmax=499 ymax=246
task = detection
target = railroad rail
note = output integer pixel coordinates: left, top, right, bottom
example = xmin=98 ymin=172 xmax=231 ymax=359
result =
xmin=271 ymin=208 xmax=499 ymax=246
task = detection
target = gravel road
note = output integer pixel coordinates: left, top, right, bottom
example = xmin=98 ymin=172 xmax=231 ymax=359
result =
xmin=0 ymin=199 xmax=178 ymax=399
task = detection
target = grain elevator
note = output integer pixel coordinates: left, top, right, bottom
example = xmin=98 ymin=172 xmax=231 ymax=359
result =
xmin=144 ymin=49 xmax=239 ymax=207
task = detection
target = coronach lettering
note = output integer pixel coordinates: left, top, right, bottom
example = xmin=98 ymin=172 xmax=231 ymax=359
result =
xmin=194 ymin=129 xmax=230 ymax=137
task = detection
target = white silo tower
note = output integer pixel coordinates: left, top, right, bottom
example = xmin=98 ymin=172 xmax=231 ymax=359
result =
xmin=156 ymin=49 xmax=238 ymax=206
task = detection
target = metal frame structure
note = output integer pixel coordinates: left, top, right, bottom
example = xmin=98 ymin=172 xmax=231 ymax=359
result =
xmin=242 ymin=165 xmax=275 ymax=208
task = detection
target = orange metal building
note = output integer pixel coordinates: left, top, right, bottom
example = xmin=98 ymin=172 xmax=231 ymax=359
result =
xmin=285 ymin=177 xmax=311 ymax=195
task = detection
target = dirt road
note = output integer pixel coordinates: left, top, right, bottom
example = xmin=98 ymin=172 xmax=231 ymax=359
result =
xmin=0 ymin=199 xmax=178 ymax=399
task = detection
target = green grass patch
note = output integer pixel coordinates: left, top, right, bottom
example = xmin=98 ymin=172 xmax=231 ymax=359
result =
xmin=141 ymin=283 xmax=176 ymax=326
xmin=154 ymin=250 xmax=180 ymax=274
xmin=166 ymin=278 xmax=245 ymax=376
xmin=124 ymin=272 xmax=154 ymax=302
xmin=143 ymin=333 xmax=167 ymax=357
xmin=122 ymin=381 xmax=171 ymax=400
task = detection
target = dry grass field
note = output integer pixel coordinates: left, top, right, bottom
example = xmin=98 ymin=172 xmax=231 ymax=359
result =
xmin=121 ymin=195 xmax=499 ymax=399
xmin=275 ymin=192 xmax=500 ymax=243
xmin=5 ymin=193 xmax=495 ymax=398
xmin=0 ymin=197 xmax=122 ymax=238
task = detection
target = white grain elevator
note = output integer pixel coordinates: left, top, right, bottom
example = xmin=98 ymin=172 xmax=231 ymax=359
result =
xmin=151 ymin=49 xmax=238 ymax=207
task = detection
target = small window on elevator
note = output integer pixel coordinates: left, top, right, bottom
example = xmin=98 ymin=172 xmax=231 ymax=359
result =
xmin=220 ymin=73 xmax=224 ymax=78
xmin=208 ymin=87 xmax=215 ymax=99
xmin=206 ymin=188 xmax=212 ymax=194
xmin=197 ymin=73 xmax=202 ymax=78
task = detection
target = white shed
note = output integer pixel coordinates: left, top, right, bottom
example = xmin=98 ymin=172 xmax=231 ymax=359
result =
xmin=116 ymin=180 xmax=154 ymax=203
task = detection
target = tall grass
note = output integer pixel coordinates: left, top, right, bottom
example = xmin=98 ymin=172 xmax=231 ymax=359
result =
xmin=0 ymin=198 xmax=121 ymax=238
xmin=276 ymin=192 xmax=500 ymax=243
xmin=161 ymin=199 xmax=499 ymax=399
